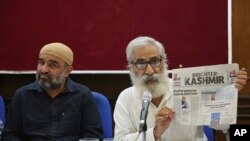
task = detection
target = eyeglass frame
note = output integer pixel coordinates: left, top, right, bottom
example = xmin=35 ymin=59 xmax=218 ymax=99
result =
xmin=130 ymin=56 xmax=163 ymax=70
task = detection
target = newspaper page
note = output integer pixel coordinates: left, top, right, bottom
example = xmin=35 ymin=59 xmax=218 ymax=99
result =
xmin=172 ymin=63 xmax=239 ymax=126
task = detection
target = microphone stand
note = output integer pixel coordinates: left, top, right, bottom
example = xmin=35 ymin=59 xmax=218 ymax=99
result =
xmin=223 ymin=129 xmax=230 ymax=141
xmin=140 ymin=122 xmax=147 ymax=141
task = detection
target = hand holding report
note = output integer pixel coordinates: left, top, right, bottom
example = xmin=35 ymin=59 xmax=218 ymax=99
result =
xmin=172 ymin=63 xmax=239 ymax=126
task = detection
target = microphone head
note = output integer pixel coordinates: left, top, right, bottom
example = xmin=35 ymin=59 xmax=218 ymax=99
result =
xmin=142 ymin=91 xmax=152 ymax=101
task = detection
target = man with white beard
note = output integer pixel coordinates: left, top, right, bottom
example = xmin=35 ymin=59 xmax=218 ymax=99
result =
xmin=113 ymin=36 xmax=248 ymax=141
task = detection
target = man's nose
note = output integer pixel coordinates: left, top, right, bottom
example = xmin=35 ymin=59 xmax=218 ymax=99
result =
xmin=144 ymin=64 xmax=154 ymax=75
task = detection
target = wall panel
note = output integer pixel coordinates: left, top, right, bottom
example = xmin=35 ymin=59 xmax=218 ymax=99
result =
xmin=0 ymin=0 xmax=228 ymax=70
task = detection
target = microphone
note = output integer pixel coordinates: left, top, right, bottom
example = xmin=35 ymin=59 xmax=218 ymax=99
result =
xmin=139 ymin=91 xmax=152 ymax=133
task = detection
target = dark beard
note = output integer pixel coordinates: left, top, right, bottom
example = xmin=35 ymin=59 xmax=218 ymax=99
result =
xmin=38 ymin=79 xmax=62 ymax=91
xmin=36 ymin=72 xmax=65 ymax=91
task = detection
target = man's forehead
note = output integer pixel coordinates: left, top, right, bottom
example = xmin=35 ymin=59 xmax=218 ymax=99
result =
xmin=133 ymin=53 xmax=161 ymax=61
xmin=133 ymin=45 xmax=160 ymax=60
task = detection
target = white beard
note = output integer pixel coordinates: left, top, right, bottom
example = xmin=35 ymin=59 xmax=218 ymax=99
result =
xmin=130 ymin=67 xmax=170 ymax=98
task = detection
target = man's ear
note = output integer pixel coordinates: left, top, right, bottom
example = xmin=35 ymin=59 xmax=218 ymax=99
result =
xmin=65 ymin=66 xmax=73 ymax=77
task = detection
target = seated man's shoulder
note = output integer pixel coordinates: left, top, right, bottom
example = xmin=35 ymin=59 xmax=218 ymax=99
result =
xmin=70 ymin=81 xmax=90 ymax=92
xmin=16 ymin=81 xmax=39 ymax=93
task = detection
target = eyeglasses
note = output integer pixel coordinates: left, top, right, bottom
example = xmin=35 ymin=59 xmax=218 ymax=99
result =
xmin=131 ymin=56 xmax=163 ymax=70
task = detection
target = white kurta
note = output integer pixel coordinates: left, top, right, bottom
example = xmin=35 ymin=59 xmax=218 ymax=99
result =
xmin=113 ymin=86 xmax=205 ymax=141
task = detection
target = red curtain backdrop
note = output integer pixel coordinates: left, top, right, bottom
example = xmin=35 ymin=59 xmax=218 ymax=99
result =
xmin=0 ymin=0 xmax=228 ymax=70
